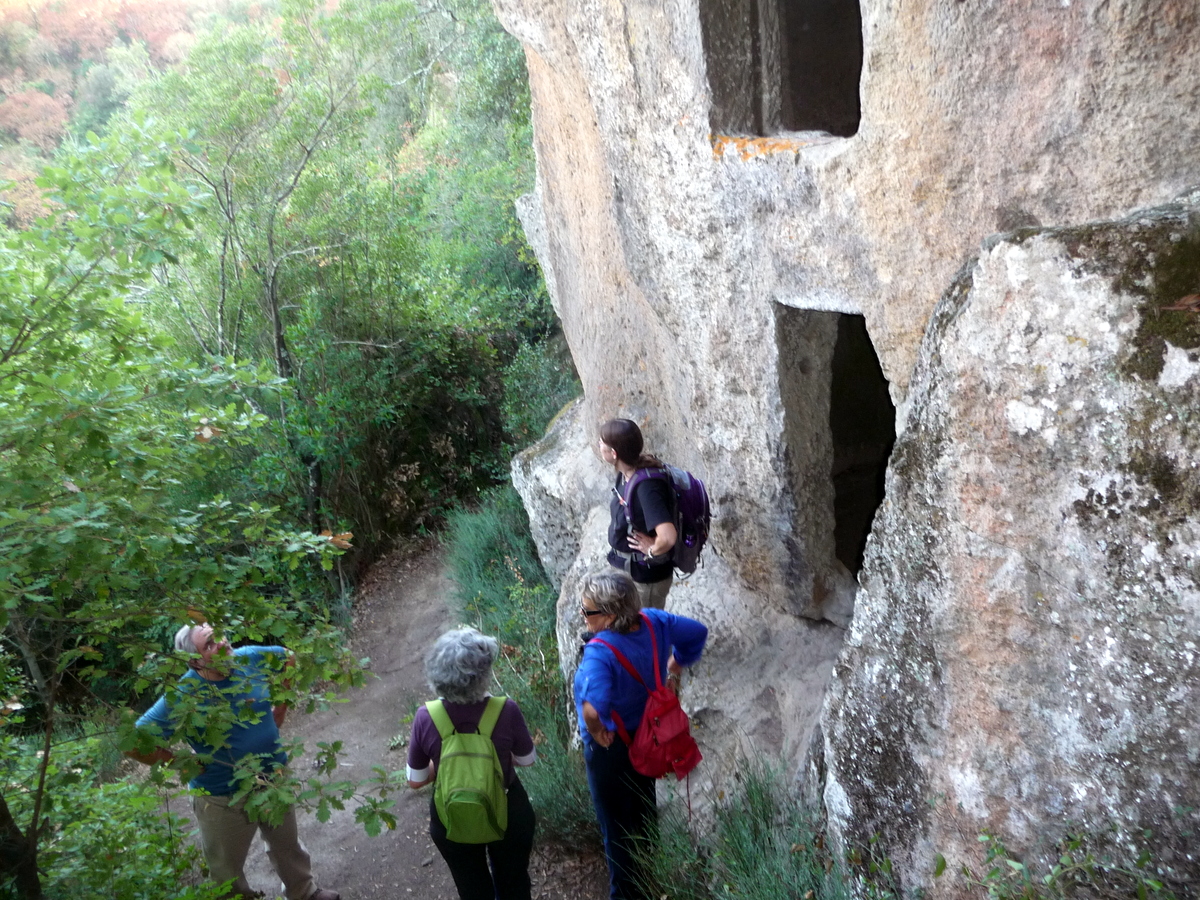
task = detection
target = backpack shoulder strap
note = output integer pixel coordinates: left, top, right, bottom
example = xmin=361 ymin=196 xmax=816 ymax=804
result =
xmin=477 ymin=695 xmax=506 ymax=738
xmin=621 ymin=467 xmax=669 ymax=515
xmin=585 ymin=638 xmax=637 ymax=747
xmin=623 ymin=466 xmax=668 ymax=498
xmin=426 ymin=699 xmax=454 ymax=739
xmin=590 ymin=618 xmax=664 ymax=690
xmin=589 ymin=637 xmax=647 ymax=688
xmin=639 ymin=612 xmax=664 ymax=691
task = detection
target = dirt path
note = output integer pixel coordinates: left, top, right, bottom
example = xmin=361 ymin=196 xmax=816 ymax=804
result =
xmin=239 ymin=542 xmax=609 ymax=900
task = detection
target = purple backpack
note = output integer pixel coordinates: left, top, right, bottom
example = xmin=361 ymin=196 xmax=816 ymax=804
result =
xmin=623 ymin=465 xmax=712 ymax=574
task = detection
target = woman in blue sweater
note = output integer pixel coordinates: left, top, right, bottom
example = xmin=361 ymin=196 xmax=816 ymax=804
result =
xmin=574 ymin=570 xmax=708 ymax=900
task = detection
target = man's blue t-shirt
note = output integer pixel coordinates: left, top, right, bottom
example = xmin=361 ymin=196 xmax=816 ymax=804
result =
xmin=137 ymin=645 xmax=289 ymax=796
xmin=573 ymin=608 xmax=707 ymax=742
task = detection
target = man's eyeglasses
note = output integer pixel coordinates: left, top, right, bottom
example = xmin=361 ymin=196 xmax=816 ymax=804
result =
xmin=581 ymin=606 xmax=604 ymax=617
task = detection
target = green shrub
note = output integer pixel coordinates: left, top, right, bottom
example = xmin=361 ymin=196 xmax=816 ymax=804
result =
xmin=43 ymin=781 xmax=224 ymax=900
xmin=501 ymin=338 xmax=581 ymax=448
xmin=488 ymin=581 xmax=597 ymax=844
xmin=444 ymin=485 xmax=548 ymax=614
xmin=0 ymin=729 xmax=225 ymax=900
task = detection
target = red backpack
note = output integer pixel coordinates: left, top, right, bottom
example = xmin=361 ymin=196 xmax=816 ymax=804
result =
xmin=589 ymin=613 xmax=702 ymax=780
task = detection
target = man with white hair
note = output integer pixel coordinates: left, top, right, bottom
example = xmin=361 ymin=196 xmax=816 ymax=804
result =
xmin=126 ymin=622 xmax=340 ymax=900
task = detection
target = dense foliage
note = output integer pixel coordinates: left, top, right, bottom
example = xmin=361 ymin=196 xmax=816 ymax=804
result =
xmin=111 ymin=0 xmax=557 ymax=567
xmin=0 ymin=123 xmax=374 ymax=899
xmin=0 ymin=0 xmax=576 ymax=896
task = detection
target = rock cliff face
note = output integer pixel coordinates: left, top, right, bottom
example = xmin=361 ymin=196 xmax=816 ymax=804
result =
xmin=824 ymin=199 xmax=1200 ymax=885
xmin=496 ymin=0 xmax=1200 ymax=891
xmin=511 ymin=398 xmax=849 ymax=788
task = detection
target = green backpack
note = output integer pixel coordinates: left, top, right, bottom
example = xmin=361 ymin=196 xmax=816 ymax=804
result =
xmin=427 ymin=696 xmax=508 ymax=844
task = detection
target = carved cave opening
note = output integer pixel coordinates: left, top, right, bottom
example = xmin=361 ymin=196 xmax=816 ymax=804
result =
xmin=829 ymin=313 xmax=894 ymax=573
xmin=777 ymin=307 xmax=893 ymax=595
xmin=698 ymin=0 xmax=862 ymax=138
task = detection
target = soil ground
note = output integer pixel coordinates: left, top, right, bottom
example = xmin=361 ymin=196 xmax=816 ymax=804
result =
xmin=236 ymin=541 xmax=610 ymax=900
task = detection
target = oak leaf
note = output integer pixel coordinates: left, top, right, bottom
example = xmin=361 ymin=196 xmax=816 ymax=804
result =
xmin=319 ymin=530 xmax=354 ymax=549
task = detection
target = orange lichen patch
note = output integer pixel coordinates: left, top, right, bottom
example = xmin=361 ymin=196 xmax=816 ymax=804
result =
xmin=710 ymin=134 xmax=817 ymax=161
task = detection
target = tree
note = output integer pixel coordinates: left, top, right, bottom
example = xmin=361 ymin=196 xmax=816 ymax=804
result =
xmin=0 ymin=87 xmax=71 ymax=149
xmin=0 ymin=0 xmax=559 ymax=892
xmin=116 ymin=0 xmax=190 ymax=63
xmin=123 ymin=0 xmax=430 ymax=534
xmin=94 ymin=0 xmax=553 ymax=564
xmin=0 ymin=121 xmax=370 ymax=900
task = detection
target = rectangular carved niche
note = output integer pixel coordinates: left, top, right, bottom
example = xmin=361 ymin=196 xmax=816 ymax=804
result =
xmin=699 ymin=0 xmax=862 ymax=138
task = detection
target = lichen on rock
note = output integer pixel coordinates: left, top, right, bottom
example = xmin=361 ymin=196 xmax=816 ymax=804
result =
xmin=823 ymin=198 xmax=1200 ymax=893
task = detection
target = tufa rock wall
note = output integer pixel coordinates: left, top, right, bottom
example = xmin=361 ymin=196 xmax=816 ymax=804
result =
xmin=497 ymin=0 xmax=1200 ymax=891
xmin=824 ymin=197 xmax=1200 ymax=890
xmin=512 ymin=397 xmax=848 ymax=788
xmin=494 ymin=0 xmax=1200 ymax=622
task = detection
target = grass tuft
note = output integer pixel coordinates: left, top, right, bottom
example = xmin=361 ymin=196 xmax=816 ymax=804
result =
xmin=637 ymin=760 xmax=852 ymax=900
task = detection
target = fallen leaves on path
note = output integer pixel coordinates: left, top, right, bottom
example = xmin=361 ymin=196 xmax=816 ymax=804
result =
xmin=530 ymin=844 xmax=608 ymax=900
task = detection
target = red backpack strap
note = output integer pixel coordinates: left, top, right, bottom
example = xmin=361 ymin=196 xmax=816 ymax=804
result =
xmin=609 ymin=709 xmax=634 ymax=746
xmin=639 ymin=612 xmax=664 ymax=691
xmin=590 ymin=615 xmax=662 ymax=691
xmin=589 ymin=638 xmax=646 ymax=688
xmin=589 ymin=615 xmax=665 ymax=745
xmin=587 ymin=638 xmax=637 ymax=746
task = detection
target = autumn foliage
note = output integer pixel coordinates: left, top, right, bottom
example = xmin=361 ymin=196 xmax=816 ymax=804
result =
xmin=0 ymin=0 xmax=226 ymax=223
xmin=0 ymin=0 xmax=211 ymax=151
xmin=0 ymin=0 xmax=196 ymax=63
xmin=34 ymin=0 xmax=120 ymax=61
xmin=0 ymin=86 xmax=70 ymax=148
xmin=118 ymin=0 xmax=191 ymax=62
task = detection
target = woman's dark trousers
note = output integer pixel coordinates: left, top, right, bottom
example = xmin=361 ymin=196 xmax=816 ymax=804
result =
xmin=584 ymin=738 xmax=657 ymax=900
xmin=430 ymin=777 xmax=536 ymax=900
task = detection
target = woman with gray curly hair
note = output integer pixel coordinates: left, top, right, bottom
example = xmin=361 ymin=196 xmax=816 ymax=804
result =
xmin=574 ymin=570 xmax=707 ymax=900
xmin=406 ymin=628 xmax=537 ymax=900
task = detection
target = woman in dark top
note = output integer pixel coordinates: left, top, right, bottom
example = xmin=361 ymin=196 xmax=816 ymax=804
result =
xmin=599 ymin=418 xmax=677 ymax=609
xmin=407 ymin=628 xmax=537 ymax=900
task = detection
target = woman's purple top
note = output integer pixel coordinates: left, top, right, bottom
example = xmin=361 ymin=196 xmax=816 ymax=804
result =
xmin=406 ymin=696 xmax=536 ymax=787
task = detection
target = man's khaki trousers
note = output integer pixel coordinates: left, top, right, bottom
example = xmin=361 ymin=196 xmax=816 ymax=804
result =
xmin=193 ymin=793 xmax=316 ymax=900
